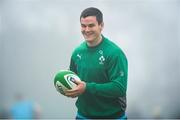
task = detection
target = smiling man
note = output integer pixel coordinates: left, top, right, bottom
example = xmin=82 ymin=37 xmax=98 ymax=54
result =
xmin=65 ymin=7 xmax=128 ymax=119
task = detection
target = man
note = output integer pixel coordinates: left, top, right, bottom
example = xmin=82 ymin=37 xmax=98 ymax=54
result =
xmin=65 ymin=7 xmax=128 ymax=119
xmin=10 ymin=93 xmax=41 ymax=119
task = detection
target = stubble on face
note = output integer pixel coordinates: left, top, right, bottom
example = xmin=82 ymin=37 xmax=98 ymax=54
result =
xmin=80 ymin=16 xmax=103 ymax=46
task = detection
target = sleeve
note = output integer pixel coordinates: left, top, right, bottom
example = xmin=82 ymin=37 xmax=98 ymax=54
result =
xmin=85 ymin=50 xmax=128 ymax=98
xmin=69 ymin=53 xmax=78 ymax=74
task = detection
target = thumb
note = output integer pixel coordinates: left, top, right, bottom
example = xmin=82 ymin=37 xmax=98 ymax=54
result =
xmin=70 ymin=78 xmax=81 ymax=85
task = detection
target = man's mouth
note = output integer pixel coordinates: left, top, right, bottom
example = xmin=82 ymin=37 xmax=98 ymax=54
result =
xmin=84 ymin=32 xmax=93 ymax=37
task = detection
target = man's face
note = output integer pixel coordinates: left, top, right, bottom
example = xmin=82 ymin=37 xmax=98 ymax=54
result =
xmin=80 ymin=16 xmax=103 ymax=43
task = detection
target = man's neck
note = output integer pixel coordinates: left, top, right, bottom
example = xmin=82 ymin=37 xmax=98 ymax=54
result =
xmin=87 ymin=35 xmax=102 ymax=47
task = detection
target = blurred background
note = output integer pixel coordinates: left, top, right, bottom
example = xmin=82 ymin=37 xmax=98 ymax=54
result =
xmin=0 ymin=0 xmax=180 ymax=119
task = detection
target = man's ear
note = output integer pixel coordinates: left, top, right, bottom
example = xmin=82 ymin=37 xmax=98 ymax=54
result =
xmin=100 ymin=22 xmax=104 ymax=31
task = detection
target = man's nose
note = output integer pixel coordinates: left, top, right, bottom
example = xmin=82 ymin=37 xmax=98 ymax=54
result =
xmin=84 ymin=26 xmax=90 ymax=32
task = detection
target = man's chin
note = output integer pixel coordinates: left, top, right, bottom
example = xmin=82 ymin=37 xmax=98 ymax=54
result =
xmin=85 ymin=39 xmax=94 ymax=42
xmin=83 ymin=35 xmax=93 ymax=41
xmin=84 ymin=37 xmax=93 ymax=42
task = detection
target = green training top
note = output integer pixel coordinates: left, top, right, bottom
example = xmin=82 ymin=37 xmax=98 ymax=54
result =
xmin=69 ymin=35 xmax=128 ymax=119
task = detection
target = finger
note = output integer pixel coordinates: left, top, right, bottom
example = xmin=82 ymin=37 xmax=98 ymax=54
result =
xmin=72 ymin=79 xmax=81 ymax=85
xmin=71 ymin=96 xmax=78 ymax=98
xmin=65 ymin=90 xmax=78 ymax=96
xmin=65 ymin=92 xmax=78 ymax=98
xmin=65 ymin=88 xmax=78 ymax=93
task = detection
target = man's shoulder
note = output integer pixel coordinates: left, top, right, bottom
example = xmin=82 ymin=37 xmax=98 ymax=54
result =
xmin=103 ymin=37 xmax=123 ymax=54
xmin=75 ymin=42 xmax=87 ymax=51
xmin=72 ymin=42 xmax=86 ymax=55
xmin=103 ymin=37 xmax=128 ymax=62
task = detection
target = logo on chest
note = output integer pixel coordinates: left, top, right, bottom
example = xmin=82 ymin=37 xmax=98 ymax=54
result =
xmin=99 ymin=55 xmax=105 ymax=64
xmin=98 ymin=50 xmax=105 ymax=65
xmin=77 ymin=54 xmax=81 ymax=60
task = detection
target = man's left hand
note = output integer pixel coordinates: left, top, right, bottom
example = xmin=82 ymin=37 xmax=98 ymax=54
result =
xmin=64 ymin=79 xmax=86 ymax=98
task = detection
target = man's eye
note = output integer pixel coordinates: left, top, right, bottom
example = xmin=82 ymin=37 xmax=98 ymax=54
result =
xmin=81 ymin=25 xmax=86 ymax=28
xmin=88 ymin=24 xmax=95 ymax=27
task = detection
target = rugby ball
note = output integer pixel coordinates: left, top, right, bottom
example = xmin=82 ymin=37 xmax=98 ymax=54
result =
xmin=54 ymin=70 xmax=81 ymax=95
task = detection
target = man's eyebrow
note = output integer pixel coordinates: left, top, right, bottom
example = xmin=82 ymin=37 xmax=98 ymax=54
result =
xmin=88 ymin=23 xmax=95 ymax=26
xmin=81 ymin=23 xmax=95 ymax=26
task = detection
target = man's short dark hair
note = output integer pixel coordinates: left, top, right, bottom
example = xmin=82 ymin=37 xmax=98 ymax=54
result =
xmin=80 ymin=7 xmax=103 ymax=24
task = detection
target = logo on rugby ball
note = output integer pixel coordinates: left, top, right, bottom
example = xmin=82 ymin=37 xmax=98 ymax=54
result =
xmin=54 ymin=70 xmax=81 ymax=95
